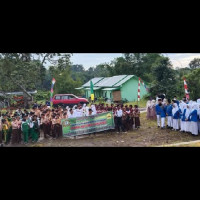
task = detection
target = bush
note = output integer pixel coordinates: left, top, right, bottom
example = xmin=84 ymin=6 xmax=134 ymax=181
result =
xmin=33 ymin=91 xmax=50 ymax=101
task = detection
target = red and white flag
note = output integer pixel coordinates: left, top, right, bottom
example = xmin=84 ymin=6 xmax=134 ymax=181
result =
xmin=184 ymin=78 xmax=190 ymax=99
xmin=138 ymin=77 xmax=141 ymax=101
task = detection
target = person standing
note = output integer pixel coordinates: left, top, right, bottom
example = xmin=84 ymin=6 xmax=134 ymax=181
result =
xmin=146 ymin=100 xmax=151 ymax=120
xmin=32 ymin=115 xmax=39 ymax=142
xmin=197 ymin=103 xmax=200 ymax=133
xmin=166 ymin=99 xmax=173 ymax=129
xmin=185 ymin=104 xmax=192 ymax=133
xmin=11 ymin=117 xmax=19 ymax=144
xmin=21 ymin=118 xmax=30 ymax=144
xmin=172 ymin=103 xmax=180 ymax=131
xmin=115 ymin=105 xmax=126 ymax=133
xmin=160 ymin=103 xmax=166 ymax=129
xmin=2 ymin=119 xmax=9 ymax=145
xmin=16 ymin=116 xmax=22 ymax=143
xmin=133 ymin=105 xmax=141 ymax=129
xmin=0 ymin=119 xmax=3 ymax=146
xmin=180 ymin=103 xmax=187 ymax=133
xmin=188 ymin=103 xmax=198 ymax=136
xmin=155 ymin=99 xmax=162 ymax=128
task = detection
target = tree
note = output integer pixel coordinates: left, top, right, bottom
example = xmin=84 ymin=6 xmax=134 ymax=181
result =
xmin=185 ymin=68 xmax=200 ymax=100
xmin=150 ymin=56 xmax=178 ymax=98
xmin=189 ymin=58 xmax=200 ymax=70
xmin=0 ymin=53 xmax=72 ymax=106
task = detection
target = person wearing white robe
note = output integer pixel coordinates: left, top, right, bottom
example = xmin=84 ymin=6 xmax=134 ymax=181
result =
xmin=68 ymin=109 xmax=77 ymax=119
xmin=76 ymin=106 xmax=83 ymax=118
xmin=91 ymin=105 xmax=97 ymax=115
xmin=188 ymin=103 xmax=198 ymax=136
xmin=180 ymin=103 xmax=187 ymax=132
xmin=85 ymin=106 xmax=90 ymax=117
xmin=82 ymin=104 xmax=86 ymax=116
xmin=197 ymin=103 xmax=200 ymax=133
xmin=179 ymin=102 xmax=186 ymax=132
xmin=172 ymin=103 xmax=180 ymax=131
xmin=185 ymin=104 xmax=192 ymax=133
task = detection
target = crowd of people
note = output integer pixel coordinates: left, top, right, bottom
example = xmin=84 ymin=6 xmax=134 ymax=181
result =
xmin=146 ymin=95 xmax=200 ymax=136
xmin=0 ymin=102 xmax=141 ymax=146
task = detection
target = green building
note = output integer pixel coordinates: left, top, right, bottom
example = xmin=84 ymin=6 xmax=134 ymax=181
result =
xmin=76 ymin=75 xmax=149 ymax=102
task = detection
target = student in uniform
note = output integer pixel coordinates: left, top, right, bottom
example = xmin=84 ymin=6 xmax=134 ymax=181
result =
xmin=188 ymin=103 xmax=199 ymax=136
xmin=2 ymin=119 xmax=9 ymax=145
xmin=160 ymin=103 xmax=166 ymax=129
xmin=21 ymin=117 xmax=30 ymax=144
xmin=88 ymin=108 xmax=95 ymax=116
xmin=115 ymin=105 xmax=126 ymax=134
xmin=133 ymin=105 xmax=141 ymax=129
xmin=166 ymin=99 xmax=173 ymax=129
xmin=11 ymin=117 xmax=20 ymax=144
xmin=185 ymin=104 xmax=192 ymax=133
xmin=31 ymin=115 xmax=39 ymax=142
xmin=180 ymin=103 xmax=187 ymax=133
xmin=68 ymin=109 xmax=77 ymax=118
xmin=197 ymin=103 xmax=200 ymax=133
xmin=16 ymin=116 xmax=22 ymax=143
xmin=155 ymin=99 xmax=162 ymax=128
xmin=0 ymin=119 xmax=3 ymax=146
xmin=172 ymin=103 xmax=180 ymax=131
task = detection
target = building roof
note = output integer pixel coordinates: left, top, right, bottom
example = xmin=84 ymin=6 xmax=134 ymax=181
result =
xmin=82 ymin=75 xmax=136 ymax=89
xmin=82 ymin=77 xmax=104 ymax=87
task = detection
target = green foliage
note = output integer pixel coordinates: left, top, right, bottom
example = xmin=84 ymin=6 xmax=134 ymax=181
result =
xmin=185 ymin=68 xmax=200 ymax=100
xmin=189 ymin=58 xmax=200 ymax=70
xmin=150 ymin=56 xmax=178 ymax=98
xmin=33 ymin=91 xmax=50 ymax=101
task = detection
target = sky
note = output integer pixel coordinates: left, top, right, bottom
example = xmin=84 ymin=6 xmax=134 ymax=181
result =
xmin=70 ymin=53 xmax=200 ymax=69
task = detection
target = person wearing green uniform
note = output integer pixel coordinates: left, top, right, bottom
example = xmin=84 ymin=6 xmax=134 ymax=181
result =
xmin=21 ymin=118 xmax=30 ymax=144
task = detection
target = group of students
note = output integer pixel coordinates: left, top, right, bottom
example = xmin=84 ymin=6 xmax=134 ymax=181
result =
xmin=153 ymin=96 xmax=200 ymax=136
xmin=0 ymin=102 xmax=141 ymax=146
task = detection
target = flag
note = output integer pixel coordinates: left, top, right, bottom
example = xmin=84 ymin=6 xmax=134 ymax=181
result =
xmin=138 ymin=77 xmax=141 ymax=101
xmin=141 ymin=80 xmax=149 ymax=92
xmin=52 ymin=78 xmax=56 ymax=85
xmin=90 ymin=80 xmax=94 ymax=101
xmin=184 ymin=78 xmax=190 ymax=99
xmin=50 ymin=78 xmax=56 ymax=107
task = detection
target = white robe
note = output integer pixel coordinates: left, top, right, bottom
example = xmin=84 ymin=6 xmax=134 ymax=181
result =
xmin=173 ymin=119 xmax=179 ymax=130
xmin=190 ymin=121 xmax=198 ymax=135
xmin=167 ymin=116 xmax=173 ymax=127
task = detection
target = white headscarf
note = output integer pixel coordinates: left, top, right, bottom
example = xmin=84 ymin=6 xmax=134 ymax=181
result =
xmin=197 ymin=103 xmax=200 ymax=117
xmin=172 ymin=103 xmax=179 ymax=116
xmin=91 ymin=105 xmax=97 ymax=115
xmin=185 ymin=104 xmax=192 ymax=119
xmin=191 ymin=103 xmax=198 ymax=112
xmin=85 ymin=107 xmax=90 ymax=116
xmin=146 ymin=100 xmax=151 ymax=108
xmin=179 ymin=102 xmax=186 ymax=113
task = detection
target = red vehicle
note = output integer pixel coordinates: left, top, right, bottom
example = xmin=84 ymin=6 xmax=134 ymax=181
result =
xmin=52 ymin=94 xmax=89 ymax=107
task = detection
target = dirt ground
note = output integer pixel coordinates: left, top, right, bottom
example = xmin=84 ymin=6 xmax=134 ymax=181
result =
xmin=7 ymin=112 xmax=200 ymax=147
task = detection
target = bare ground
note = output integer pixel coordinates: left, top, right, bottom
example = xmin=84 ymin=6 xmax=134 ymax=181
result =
xmin=7 ymin=112 xmax=200 ymax=147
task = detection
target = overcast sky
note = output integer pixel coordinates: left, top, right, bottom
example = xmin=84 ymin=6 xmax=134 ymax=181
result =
xmin=70 ymin=53 xmax=200 ymax=69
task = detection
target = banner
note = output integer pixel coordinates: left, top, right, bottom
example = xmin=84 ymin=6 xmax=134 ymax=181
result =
xmin=61 ymin=112 xmax=115 ymax=137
